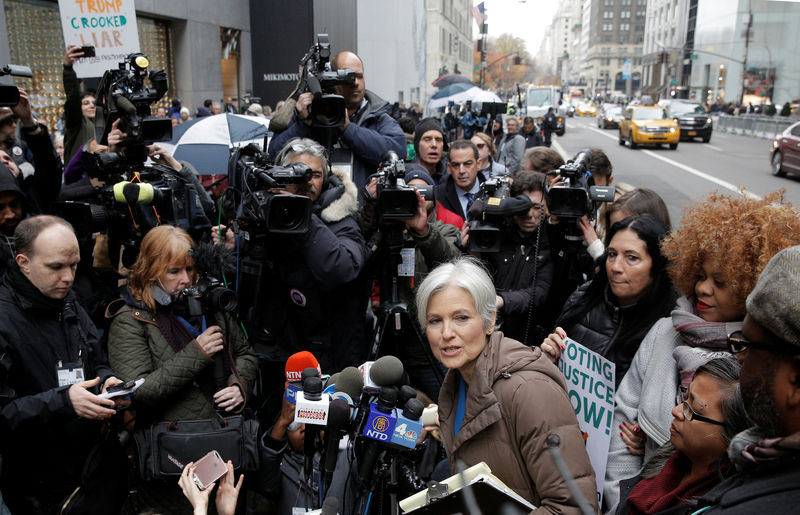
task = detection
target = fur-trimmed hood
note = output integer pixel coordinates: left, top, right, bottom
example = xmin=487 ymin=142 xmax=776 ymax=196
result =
xmin=318 ymin=166 xmax=359 ymax=223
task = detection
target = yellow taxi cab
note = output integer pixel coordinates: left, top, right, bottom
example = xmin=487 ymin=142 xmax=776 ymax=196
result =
xmin=618 ymin=105 xmax=679 ymax=149
xmin=576 ymin=102 xmax=597 ymax=116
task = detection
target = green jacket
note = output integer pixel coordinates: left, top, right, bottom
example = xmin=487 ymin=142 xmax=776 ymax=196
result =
xmin=106 ymin=299 xmax=258 ymax=424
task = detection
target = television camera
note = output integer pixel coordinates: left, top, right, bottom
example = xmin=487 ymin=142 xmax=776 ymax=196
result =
xmin=300 ymin=34 xmax=357 ymax=128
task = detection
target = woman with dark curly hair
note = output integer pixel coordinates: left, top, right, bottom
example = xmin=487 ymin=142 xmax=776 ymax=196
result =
xmin=603 ymin=191 xmax=800 ymax=513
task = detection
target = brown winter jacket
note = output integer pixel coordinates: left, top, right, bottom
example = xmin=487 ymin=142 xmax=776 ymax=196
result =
xmin=438 ymin=332 xmax=599 ymax=514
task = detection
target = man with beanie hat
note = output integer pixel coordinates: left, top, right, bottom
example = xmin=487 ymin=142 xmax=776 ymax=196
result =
xmin=692 ymin=244 xmax=800 ymax=513
xmin=0 ymin=163 xmax=24 ymax=271
xmin=407 ymin=118 xmax=448 ymax=184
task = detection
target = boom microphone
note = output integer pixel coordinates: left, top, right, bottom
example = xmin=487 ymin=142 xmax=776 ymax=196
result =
xmin=190 ymin=241 xmax=236 ymax=280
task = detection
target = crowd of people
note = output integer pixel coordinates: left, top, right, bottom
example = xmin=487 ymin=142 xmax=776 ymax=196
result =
xmin=0 ymin=43 xmax=799 ymax=515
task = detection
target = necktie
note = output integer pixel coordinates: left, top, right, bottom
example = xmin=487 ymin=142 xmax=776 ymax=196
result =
xmin=465 ymin=192 xmax=475 ymax=213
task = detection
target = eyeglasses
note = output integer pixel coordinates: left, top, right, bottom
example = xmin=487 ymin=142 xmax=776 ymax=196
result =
xmin=679 ymin=400 xmax=725 ymax=426
xmin=727 ymin=330 xmax=798 ymax=355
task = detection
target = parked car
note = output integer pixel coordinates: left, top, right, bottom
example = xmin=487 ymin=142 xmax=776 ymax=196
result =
xmin=665 ymin=101 xmax=713 ymax=142
xmin=597 ymin=105 xmax=623 ymax=129
xmin=618 ymin=106 xmax=679 ymax=150
xmin=771 ymin=121 xmax=800 ymax=178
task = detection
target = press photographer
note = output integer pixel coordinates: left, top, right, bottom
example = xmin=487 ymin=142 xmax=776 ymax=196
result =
xmin=267 ymin=36 xmax=406 ymax=189
xmin=106 ymin=225 xmax=257 ymax=514
xmin=56 ymin=53 xmax=214 ymax=270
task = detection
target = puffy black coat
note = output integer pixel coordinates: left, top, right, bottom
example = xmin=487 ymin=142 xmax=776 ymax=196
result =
xmin=485 ymin=225 xmax=554 ymax=345
xmin=0 ymin=267 xmax=114 ymax=511
xmin=258 ymin=167 xmax=369 ymax=372
xmin=556 ymin=281 xmax=667 ymax=386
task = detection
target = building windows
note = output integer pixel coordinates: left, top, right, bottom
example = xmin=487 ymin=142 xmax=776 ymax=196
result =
xmin=637 ymin=10 xmax=646 ymax=18
xmin=620 ymin=23 xmax=630 ymax=31
xmin=620 ymin=34 xmax=630 ymax=43
xmin=635 ymin=24 xmax=644 ymax=32
xmin=602 ymin=23 xmax=613 ymax=31
xmin=601 ymin=35 xmax=612 ymax=42
xmin=622 ymin=0 xmax=632 ymax=5
xmin=603 ymin=0 xmax=615 ymax=5
xmin=621 ymin=11 xmax=631 ymax=18
xmin=603 ymin=11 xmax=613 ymax=18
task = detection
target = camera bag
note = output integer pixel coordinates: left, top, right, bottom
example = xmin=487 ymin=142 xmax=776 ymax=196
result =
xmin=134 ymin=414 xmax=259 ymax=481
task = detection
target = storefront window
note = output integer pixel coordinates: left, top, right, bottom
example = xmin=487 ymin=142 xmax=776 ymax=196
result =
xmin=4 ymin=0 xmax=175 ymax=133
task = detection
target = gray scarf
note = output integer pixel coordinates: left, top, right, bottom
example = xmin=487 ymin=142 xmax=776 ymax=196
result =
xmin=670 ymin=296 xmax=742 ymax=388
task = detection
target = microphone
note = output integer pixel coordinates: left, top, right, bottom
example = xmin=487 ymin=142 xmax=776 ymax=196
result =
xmin=323 ymin=398 xmax=351 ymax=486
xmin=546 ymin=434 xmax=596 ymax=515
xmin=398 ymin=385 xmax=417 ymax=407
xmin=420 ymin=405 xmax=439 ymax=427
xmin=362 ymin=355 xmax=405 ymax=393
xmin=357 ymin=387 xmax=399 ymax=485
xmin=189 ymin=241 xmax=236 ymax=281
xmin=297 ymin=375 xmax=328 ymax=480
xmin=285 ymin=351 xmax=321 ymax=405
xmin=333 ymin=366 xmax=364 ymax=407
xmin=295 ymin=376 xmax=329 ymax=425
xmin=390 ymin=398 xmax=424 ymax=449
xmin=323 ymin=372 xmax=341 ymax=396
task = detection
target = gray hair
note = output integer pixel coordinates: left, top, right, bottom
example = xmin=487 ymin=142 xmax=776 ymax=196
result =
xmin=275 ymin=137 xmax=329 ymax=177
xmin=415 ymin=256 xmax=497 ymax=330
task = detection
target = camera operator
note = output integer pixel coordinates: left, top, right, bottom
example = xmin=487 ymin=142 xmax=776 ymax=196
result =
xmin=464 ymin=170 xmax=555 ymax=345
xmin=0 ymin=215 xmax=126 ymax=513
xmin=62 ymin=45 xmax=97 ymax=164
xmin=360 ymin=168 xmax=461 ymax=398
xmin=258 ymin=138 xmax=368 ymax=372
xmin=267 ymin=51 xmax=406 ymax=190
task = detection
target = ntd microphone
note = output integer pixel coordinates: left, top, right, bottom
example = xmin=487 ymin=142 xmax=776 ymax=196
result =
xmin=285 ymin=351 xmax=320 ymax=405
xmin=294 ymin=375 xmax=329 ymax=425
xmin=361 ymin=387 xmax=397 ymax=442
xmin=390 ymin=398 xmax=424 ymax=449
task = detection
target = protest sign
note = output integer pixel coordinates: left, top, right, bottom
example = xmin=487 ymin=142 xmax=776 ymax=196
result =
xmin=58 ymin=0 xmax=141 ymax=78
xmin=557 ymin=337 xmax=615 ymax=504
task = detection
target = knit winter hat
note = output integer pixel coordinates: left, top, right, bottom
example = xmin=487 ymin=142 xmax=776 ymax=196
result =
xmin=413 ymin=118 xmax=447 ymax=156
xmin=746 ymin=244 xmax=800 ymax=349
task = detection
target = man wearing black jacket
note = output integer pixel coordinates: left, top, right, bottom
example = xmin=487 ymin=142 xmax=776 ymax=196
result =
xmin=480 ymin=171 xmax=554 ymax=345
xmin=267 ymin=51 xmax=406 ymax=190
xmin=257 ymin=138 xmax=368 ymax=372
xmin=0 ymin=215 xmax=122 ymax=513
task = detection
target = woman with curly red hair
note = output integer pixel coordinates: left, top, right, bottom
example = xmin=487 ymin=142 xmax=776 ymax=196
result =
xmin=603 ymin=191 xmax=800 ymax=512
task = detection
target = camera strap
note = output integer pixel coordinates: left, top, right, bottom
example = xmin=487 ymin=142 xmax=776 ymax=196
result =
xmin=175 ymin=315 xmax=207 ymax=338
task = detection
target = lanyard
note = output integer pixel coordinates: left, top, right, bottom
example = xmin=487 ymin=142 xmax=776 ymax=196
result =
xmin=176 ymin=315 xmax=207 ymax=338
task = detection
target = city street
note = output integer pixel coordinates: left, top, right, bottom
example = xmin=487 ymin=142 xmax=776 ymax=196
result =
xmin=550 ymin=116 xmax=800 ymax=225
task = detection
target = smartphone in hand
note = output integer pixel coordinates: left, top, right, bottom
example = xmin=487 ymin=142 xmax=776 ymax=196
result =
xmin=80 ymin=46 xmax=96 ymax=58
xmin=193 ymin=450 xmax=227 ymax=490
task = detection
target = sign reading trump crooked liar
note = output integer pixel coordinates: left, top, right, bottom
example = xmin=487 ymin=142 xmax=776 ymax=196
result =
xmin=557 ymin=337 xmax=615 ymax=504
xmin=58 ymin=0 xmax=141 ymax=78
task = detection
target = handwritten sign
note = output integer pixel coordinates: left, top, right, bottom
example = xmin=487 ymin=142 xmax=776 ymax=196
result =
xmin=58 ymin=0 xmax=141 ymax=78
xmin=557 ymin=337 xmax=615 ymax=504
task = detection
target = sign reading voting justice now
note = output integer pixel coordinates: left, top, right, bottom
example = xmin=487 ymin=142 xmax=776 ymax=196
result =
xmin=58 ymin=0 xmax=141 ymax=78
xmin=557 ymin=337 xmax=615 ymax=503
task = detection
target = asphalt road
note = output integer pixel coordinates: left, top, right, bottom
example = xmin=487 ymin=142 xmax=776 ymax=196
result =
xmin=550 ymin=116 xmax=800 ymax=226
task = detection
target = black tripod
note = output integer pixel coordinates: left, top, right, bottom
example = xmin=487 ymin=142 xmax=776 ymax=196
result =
xmin=366 ymin=223 xmax=444 ymax=388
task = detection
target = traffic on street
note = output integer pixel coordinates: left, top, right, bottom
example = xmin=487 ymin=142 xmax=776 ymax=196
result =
xmin=551 ymin=115 xmax=800 ymax=224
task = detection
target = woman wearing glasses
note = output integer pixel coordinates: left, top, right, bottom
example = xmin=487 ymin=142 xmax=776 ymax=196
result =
xmin=614 ymin=357 xmax=750 ymax=514
xmin=603 ymin=191 xmax=800 ymax=512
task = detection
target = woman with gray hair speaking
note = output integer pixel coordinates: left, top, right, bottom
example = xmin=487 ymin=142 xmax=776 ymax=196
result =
xmin=416 ymin=257 xmax=598 ymax=513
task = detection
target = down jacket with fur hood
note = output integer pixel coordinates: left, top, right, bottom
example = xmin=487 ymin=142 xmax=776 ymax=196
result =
xmin=258 ymin=166 xmax=369 ymax=372
xmin=438 ymin=332 xmax=598 ymax=514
